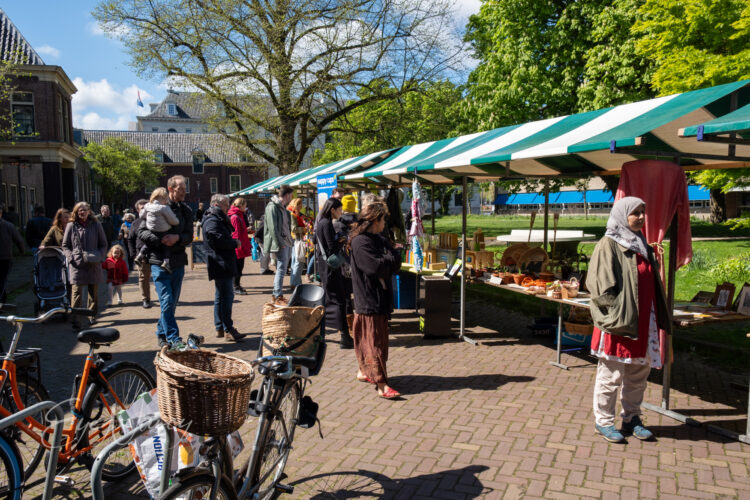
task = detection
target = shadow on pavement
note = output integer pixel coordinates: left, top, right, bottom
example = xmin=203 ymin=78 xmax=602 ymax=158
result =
xmin=288 ymin=465 xmax=491 ymax=499
xmin=388 ymin=373 xmax=535 ymax=395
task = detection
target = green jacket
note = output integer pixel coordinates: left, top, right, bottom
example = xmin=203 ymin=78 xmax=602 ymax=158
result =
xmin=586 ymin=237 xmax=672 ymax=339
xmin=263 ymin=196 xmax=293 ymax=254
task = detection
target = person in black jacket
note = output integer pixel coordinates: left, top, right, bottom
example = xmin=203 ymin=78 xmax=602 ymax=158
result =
xmin=315 ymin=197 xmax=354 ymax=349
xmin=137 ymin=175 xmax=194 ymax=350
xmin=349 ymin=201 xmax=402 ymax=399
xmin=202 ymin=194 xmax=246 ymax=342
xmin=25 ymin=206 xmax=52 ymax=251
xmin=128 ymin=199 xmax=153 ymax=309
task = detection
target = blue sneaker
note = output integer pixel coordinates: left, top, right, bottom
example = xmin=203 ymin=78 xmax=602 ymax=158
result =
xmin=621 ymin=416 xmax=653 ymax=440
xmin=595 ymin=424 xmax=625 ymax=443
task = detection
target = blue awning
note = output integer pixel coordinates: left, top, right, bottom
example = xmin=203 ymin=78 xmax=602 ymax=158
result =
xmin=495 ymin=186 xmax=709 ymax=205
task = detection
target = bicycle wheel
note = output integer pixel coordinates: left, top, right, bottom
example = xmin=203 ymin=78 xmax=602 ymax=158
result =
xmin=82 ymin=362 xmax=154 ymax=481
xmin=160 ymin=472 xmax=238 ymax=500
xmin=0 ymin=376 xmax=49 ymax=481
xmin=0 ymin=432 xmax=23 ymax=500
xmin=248 ymin=381 xmax=301 ymax=500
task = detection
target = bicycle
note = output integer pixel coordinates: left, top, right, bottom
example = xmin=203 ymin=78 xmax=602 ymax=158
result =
xmin=0 ymin=303 xmax=155 ymax=483
xmin=91 ymin=354 xmax=320 ymax=500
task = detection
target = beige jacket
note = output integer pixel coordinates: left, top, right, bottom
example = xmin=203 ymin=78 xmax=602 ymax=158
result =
xmin=586 ymin=237 xmax=671 ymax=339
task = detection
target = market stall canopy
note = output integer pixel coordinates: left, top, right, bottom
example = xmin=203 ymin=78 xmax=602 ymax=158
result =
xmin=230 ymin=149 xmax=394 ymax=196
xmin=678 ymin=102 xmax=750 ymax=139
xmin=348 ymin=79 xmax=750 ymax=184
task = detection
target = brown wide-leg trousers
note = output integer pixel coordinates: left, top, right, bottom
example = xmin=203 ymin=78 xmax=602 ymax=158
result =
xmin=353 ymin=313 xmax=389 ymax=384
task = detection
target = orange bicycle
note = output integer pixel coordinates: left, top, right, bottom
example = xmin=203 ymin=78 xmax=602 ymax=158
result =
xmin=0 ymin=303 xmax=154 ymax=483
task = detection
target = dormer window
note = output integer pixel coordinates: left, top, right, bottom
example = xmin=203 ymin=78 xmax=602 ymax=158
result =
xmin=192 ymin=151 xmax=205 ymax=174
xmin=154 ymin=149 xmax=164 ymax=163
xmin=167 ymin=103 xmax=177 ymax=116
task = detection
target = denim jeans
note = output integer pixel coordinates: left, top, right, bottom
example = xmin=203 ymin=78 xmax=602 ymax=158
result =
xmin=151 ymin=264 xmax=185 ymax=343
xmin=307 ymin=253 xmax=314 ymax=276
xmin=290 ymin=243 xmax=303 ymax=287
xmin=272 ymin=246 xmax=290 ymax=298
xmin=214 ymin=277 xmax=235 ymax=331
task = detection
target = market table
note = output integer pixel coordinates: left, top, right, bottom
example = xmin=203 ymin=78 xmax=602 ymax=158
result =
xmin=495 ymin=229 xmax=596 ymax=259
xmin=475 ymin=276 xmax=750 ymax=444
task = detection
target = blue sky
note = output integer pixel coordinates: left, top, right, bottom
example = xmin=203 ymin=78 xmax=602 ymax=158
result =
xmin=2 ymin=0 xmax=480 ymax=131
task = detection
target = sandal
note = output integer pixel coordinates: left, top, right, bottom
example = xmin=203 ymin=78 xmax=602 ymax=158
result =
xmin=356 ymin=375 xmax=375 ymax=384
xmin=377 ymin=387 xmax=401 ymax=399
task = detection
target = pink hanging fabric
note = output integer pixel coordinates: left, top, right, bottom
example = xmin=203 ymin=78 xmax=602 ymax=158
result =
xmin=615 ymin=159 xmax=693 ymax=366
xmin=615 ymin=160 xmax=693 ymax=276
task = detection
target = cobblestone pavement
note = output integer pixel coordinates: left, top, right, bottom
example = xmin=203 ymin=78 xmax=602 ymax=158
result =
xmin=2 ymin=259 xmax=748 ymax=499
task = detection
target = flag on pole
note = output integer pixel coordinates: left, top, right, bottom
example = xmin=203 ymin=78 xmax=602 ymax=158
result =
xmin=136 ymin=90 xmax=144 ymax=108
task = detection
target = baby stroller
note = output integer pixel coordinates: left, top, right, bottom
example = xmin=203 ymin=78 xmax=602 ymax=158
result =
xmin=32 ymin=247 xmax=70 ymax=315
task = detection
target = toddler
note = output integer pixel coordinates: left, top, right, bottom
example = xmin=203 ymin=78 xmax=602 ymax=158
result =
xmin=134 ymin=187 xmax=179 ymax=273
xmin=103 ymin=245 xmax=129 ymax=305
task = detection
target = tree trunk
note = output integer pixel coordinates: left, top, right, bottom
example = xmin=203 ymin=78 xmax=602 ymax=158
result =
xmin=709 ymin=189 xmax=726 ymax=223
xmin=601 ymin=174 xmax=620 ymax=194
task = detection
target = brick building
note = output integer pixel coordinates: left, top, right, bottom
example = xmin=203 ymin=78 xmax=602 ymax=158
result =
xmin=0 ymin=8 xmax=88 ymax=225
xmin=78 ymin=130 xmax=267 ymax=216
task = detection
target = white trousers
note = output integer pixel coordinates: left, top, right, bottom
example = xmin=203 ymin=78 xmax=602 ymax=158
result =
xmin=107 ymin=283 xmax=123 ymax=305
xmin=593 ymin=357 xmax=651 ymax=427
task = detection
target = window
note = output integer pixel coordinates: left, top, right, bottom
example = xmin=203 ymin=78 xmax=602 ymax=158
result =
xmin=11 ymin=92 xmax=34 ymax=136
xmin=229 ymin=175 xmax=241 ymax=193
xmin=210 ymin=177 xmax=218 ymax=193
xmin=154 ymin=149 xmax=164 ymax=162
xmin=454 ymin=192 xmax=463 ymax=207
xmin=63 ymin=100 xmax=70 ymax=143
xmin=239 ymin=154 xmax=252 ymax=163
xmin=167 ymin=103 xmax=177 ymax=116
xmin=57 ymin=95 xmax=64 ymax=140
xmin=8 ymin=184 xmax=18 ymax=211
xmin=192 ymin=152 xmax=205 ymax=174
xmin=145 ymin=181 xmax=158 ymax=194
xmin=202 ymin=127 xmax=209 ymax=133
xmin=152 ymin=127 xmax=159 ymax=132
xmin=185 ymin=128 xmax=192 ymax=134
xmin=167 ymin=128 xmax=177 ymax=133
xmin=185 ymin=177 xmax=190 ymax=193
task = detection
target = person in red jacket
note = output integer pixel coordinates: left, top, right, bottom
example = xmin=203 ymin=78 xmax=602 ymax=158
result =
xmin=103 ymin=244 xmax=129 ymax=306
xmin=228 ymin=198 xmax=252 ymax=295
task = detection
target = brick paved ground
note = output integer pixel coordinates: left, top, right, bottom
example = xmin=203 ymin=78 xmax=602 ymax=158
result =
xmin=2 ymin=259 xmax=748 ymax=499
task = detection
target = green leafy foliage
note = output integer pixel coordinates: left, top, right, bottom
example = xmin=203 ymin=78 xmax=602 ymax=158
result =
xmin=707 ymin=251 xmax=750 ymax=285
xmin=80 ymin=137 xmax=163 ymax=204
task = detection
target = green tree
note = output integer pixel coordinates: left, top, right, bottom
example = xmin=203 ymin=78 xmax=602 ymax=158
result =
xmin=633 ymin=0 xmax=750 ymax=223
xmin=316 ymin=79 xmax=463 ymax=214
xmin=0 ymin=52 xmax=32 ymax=141
xmin=80 ymin=137 xmax=163 ymax=205
xmin=93 ymin=0 xmax=464 ymax=175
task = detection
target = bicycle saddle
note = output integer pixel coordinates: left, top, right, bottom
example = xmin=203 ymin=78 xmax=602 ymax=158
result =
xmin=77 ymin=327 xmax=120 ymax=345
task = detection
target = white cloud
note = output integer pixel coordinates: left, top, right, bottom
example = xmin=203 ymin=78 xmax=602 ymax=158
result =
xmin=36 ymin=44 xmax=60 ymax=59
xmin=74 ymin=111 xmax=131 ymax=131
xmin=88 ymin=21 xmax=104 ymax=36
xmin=72 ymin=77 xmax=151 ymax=115
xmin=454 ymin=0 xmax=481 ymax=17
xmin=71 ymin=78 xmax=151 ymax=130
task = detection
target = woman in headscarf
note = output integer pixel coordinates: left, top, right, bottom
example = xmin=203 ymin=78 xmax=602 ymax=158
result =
xmin=349 ymin=201 xmax=402 ymax=399
xmin=586 ymin=197 xmax=671 ymax=443
xmin=62 ymin=201 xmax=108 ymax=330
xmin=315 ymin=197 xmax=354 ymax=348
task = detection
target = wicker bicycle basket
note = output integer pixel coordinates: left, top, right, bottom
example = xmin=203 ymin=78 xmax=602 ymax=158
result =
xmin=563 ymin=322 xmax=595 ymax=336
xmin=154 ymin=348 xmax=254 ymax=435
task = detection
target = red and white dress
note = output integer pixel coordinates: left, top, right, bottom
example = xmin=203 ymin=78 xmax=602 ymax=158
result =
xmin=591 ymin=254 xmax=662 ymax=369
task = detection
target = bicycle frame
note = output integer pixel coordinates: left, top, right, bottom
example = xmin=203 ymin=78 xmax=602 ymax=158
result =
xmin=0 ymin=311 xmax=128 ymax=465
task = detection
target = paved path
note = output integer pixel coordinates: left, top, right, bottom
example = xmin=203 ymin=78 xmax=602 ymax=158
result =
xmin=2 ymin=259 xmax=748 ymax=499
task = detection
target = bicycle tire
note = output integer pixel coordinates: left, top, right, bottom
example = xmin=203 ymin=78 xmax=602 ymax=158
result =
xmin=248 ymin=380 xmax=301 ymax=500
xmin=160 ymin=471 xmax=238 ymax=500
xmin=0 ymin=376 xmax=49 ymax=481
xmin=0 ymin=432 xmax=23 ymax=500
xmin=81 ymin=362 xmax=155 ymax=481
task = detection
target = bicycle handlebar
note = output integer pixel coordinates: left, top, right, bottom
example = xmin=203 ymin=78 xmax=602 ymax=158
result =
xmin=0 ymin=305 xmax=95 ymax=324
xmin=251 ymin=354 xmax=318 ymax=373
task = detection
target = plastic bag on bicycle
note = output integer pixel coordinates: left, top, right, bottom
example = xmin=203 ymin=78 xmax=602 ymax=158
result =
xmin=117 ymin=389 xmax=243 ymax=498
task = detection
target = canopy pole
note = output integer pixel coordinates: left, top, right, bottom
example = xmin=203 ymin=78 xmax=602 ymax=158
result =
xmin=459 ymin=176 xmax=476 ymax=345
xmin=662 ymin=214 xmax=678 ymax=409
xmin=543 ymin=180 xmax=550 ymax=252
xmin=431 ymin=184 xmax=436 ymax=235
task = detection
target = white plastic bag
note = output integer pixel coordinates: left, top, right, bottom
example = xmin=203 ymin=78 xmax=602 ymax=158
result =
xmin=117 ymin=389 xmax=244 ymax=498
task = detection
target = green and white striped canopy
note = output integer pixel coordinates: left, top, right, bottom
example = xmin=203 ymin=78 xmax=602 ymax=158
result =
xmin=679 ymin=102 xmax=750 ymax=138
xmin=344 ymin=79 xmax=750 ymax=185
